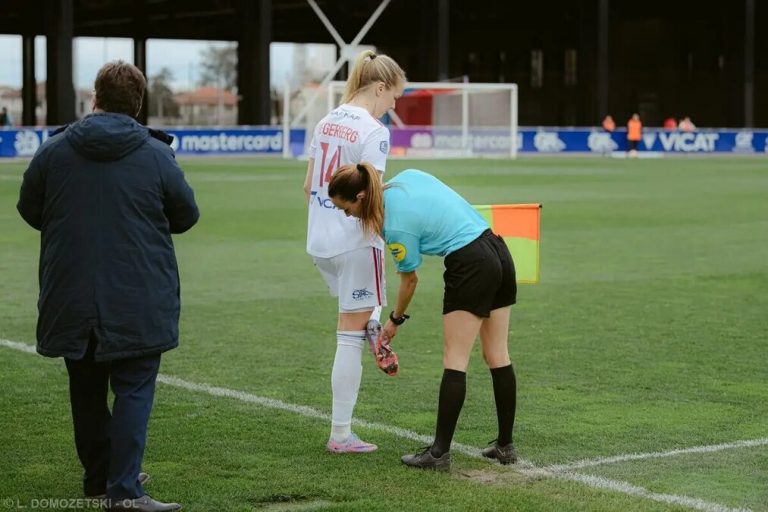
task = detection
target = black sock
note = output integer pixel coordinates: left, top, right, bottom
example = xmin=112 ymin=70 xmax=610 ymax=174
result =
xmin=430 ymin=369 xmax=466 ymax=458
xmin=490 ymin=364 xmax=517 ymax=446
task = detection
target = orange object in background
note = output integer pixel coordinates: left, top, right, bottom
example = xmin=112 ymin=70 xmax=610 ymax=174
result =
xmin=602 ymin=115 xmax=616 ymax=132
xmin=474 ymin=204 xmax=542 ymax=284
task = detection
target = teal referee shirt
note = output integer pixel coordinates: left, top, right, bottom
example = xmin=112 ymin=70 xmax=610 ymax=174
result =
xmin=383 ymin=169 xmax=488 ymax=272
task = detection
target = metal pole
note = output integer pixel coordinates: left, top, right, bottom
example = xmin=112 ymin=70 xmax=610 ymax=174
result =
xmin=510 ymin=85 xmax=518 ymax=159
xmin=291 ymin=0 xmax=391 ymax=128
xmin=348 ymin=0 xmax=391 ymax=48
xmin=282 ymin=76 xmax=291 ymax=158
xmin=327 ymin=82 xmax=335 ymax=115
xmin=306 ymin=0 xmax=345 ymax=48
xmin=461 ymin=87 xmax=469 ymax=154
xmin=22 ymin=35 xmax=36 ymax=126
xmin=744 ymin=0 xmax=754 ymax=128
xmin=437 ymin=0 xmax=449 ymax=81
xmin=46 ymin=0 xmax=75 ymax=124
xmin=597 ymin=0 xmax=609 ymax=120
xmin=134 ymin=38 xmax=148 ymax=124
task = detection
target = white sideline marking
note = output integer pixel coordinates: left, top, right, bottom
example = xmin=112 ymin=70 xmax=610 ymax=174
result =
xmin=0 ymin=339 xmax=753 ymax=512
xmin=547 ymin=438 xmax=768 ymax=472
xmin=557 ymin=473 xmax=751 ymax=512
xmin=158 ymin=374 xmax=489 ymax=461
xmin=2 ymin=339 xmax=37 ymax=354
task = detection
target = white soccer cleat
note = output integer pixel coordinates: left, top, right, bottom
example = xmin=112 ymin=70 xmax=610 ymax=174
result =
xmin=326 ymin=432 xmax=378 ymax=453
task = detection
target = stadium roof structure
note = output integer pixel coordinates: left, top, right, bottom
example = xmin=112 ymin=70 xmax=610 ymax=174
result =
xmin=0 ymin=0 xmax=764 ymax=128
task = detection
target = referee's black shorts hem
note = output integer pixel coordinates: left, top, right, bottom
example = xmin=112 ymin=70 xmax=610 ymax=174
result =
xmin=442 ymin=229 xmax=517 ymax=318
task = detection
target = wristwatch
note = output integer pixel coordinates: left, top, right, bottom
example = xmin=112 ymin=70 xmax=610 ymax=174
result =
xmin=389 ymin=311 xmax=410 ymax=325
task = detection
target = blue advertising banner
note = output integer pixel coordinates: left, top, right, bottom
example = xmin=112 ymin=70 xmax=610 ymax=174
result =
xmin=2 ymin=126 xmax=767 ymax=158
xmin=164 ymin=128 xmax=305 ymax=155
xmin=527 ymin=128 xmax=768 ymax=154
xmin=0 ymin=128 xmax=53 ymax=157
xmin=391 ymin=127 xmax=768 ymax=155
xmin=0 ymin=127 xmax=306 ymax=158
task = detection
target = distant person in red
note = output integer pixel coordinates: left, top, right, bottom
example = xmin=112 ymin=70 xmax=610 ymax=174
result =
xmin=627 ymin=113 xmax=642 ymax=157
xmin=679 ymin=116 xmax=696 ymax=132
xmin=663 ymin=117 xmax=678 ymax=130
xmin=602 ymin=115 xmax=616 ymax=132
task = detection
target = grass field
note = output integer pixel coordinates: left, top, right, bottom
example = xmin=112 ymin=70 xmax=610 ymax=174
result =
xmin=1 ymin=156 xmax=766 ymax=512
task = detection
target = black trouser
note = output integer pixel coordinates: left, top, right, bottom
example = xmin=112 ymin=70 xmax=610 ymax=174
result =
xmin=64 ymin=336 xmax=161 ymax=499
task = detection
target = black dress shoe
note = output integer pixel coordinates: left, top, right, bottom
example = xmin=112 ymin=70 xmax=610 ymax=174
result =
xmin=86 ymin=472 xmax=151 ymax=499
xmin=108 ymin=494 xmax=181 ymax=511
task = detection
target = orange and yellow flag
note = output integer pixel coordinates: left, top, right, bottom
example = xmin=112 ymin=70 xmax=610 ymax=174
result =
xmin=474 ymin=204 xmax=542 ymax=284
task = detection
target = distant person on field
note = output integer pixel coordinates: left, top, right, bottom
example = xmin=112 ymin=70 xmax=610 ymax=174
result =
xmin=601 ymin=115 xmax=615 ymax=133
xmin=627 ymin=113 xmax=642 ymax=157
xmin=679 ymin=116 xmax=696 ymax=132
xmin=17 ymin=60 xmax=199 ymax=512
xmin=663 ymin=117 xmax=677 ymax=130
xmin=303 ymin=50 xmax=406 ymax=454
xmin=328 ymin=164 xmax=519 ymax=471
xmin=0 ymin=106 xmax=12 ymax=127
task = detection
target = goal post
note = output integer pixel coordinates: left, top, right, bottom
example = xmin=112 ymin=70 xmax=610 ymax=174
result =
xmin=284 ymin=80 xmax=518 ymax=159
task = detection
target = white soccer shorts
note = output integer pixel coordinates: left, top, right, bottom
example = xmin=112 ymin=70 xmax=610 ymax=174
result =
xmin=314 ymin=246 xmax=386 ymax=312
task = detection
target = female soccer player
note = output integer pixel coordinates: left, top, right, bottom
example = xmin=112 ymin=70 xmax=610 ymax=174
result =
xmin=328 ymin=163 xmax=519 ymax=470
xmin=304 ymin=50 xmax=406 ymax=453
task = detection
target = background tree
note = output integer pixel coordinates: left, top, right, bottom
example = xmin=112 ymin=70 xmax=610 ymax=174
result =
xmin=198 ymin=44 xmax=238 ymax=91
xmin=148 ymin=67 xmax=179 ymax=119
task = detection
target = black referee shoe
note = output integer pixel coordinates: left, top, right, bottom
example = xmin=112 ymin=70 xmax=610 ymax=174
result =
xmin=401 ymin=447 xmax=451 ymax=471
xmin=481 ymin=440 xmax=518 ymax=465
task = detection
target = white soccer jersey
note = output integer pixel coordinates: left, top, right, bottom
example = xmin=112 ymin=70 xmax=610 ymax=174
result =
xmin=306 ymin=104 xmax=390 ymax=258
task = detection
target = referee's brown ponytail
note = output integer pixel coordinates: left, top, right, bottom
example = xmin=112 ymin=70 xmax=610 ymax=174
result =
xmin=328 ymin=162 xmax=384 ymax=237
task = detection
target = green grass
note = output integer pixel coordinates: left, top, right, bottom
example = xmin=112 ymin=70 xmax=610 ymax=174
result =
xmin=1 ymin=156 xmax=767 ymax=511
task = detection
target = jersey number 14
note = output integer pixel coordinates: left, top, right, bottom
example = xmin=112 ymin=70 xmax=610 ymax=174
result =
xmin=318 ymin=142 xmax=341 ymax=187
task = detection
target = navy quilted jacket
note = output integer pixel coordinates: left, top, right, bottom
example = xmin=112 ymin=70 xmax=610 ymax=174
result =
xmin=17 ymin=112 xmax=199 ymax=361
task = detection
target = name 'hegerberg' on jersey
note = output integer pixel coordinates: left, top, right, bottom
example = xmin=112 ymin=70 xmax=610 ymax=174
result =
xmin=307 ymin=104 xmax=391 ymax=258
xmin=320 ymin=122 xmax=359 ymax=143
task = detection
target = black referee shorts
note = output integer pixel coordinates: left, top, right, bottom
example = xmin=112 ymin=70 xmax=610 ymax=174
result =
xmin=442 ymin=229 xmax=517 ymax=317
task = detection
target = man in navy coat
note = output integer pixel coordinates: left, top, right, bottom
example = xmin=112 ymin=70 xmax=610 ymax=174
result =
xmin=17 ymin=60 xmax=199 ymax=512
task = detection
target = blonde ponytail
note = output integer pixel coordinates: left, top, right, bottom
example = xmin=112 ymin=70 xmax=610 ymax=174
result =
xmin=341 ymin=50 xmax=406 ymax=105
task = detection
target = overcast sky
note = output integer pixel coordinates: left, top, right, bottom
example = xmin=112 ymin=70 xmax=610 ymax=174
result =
xmin=0 ymin=36 xmax=336 ymax=91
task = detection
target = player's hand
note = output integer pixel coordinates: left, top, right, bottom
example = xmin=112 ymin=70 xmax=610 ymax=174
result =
xmin=383 ymin=319 xmax=398 ymax=340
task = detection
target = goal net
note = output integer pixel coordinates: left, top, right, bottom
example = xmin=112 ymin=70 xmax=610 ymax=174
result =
xmin=284 ymin=80 xmax=518 ymax=159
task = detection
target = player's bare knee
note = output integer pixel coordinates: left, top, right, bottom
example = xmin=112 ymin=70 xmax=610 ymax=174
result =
xmin=483 ymin=350 xmax=511 ymax=368
xmin=443 ymin=352 xmax=470 ymax=371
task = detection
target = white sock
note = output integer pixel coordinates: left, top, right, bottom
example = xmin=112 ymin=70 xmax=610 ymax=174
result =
xmin=331 ymin=330 xmax=365 ymax=441
xmin=369 ymin=306 xmax=382 ymax=323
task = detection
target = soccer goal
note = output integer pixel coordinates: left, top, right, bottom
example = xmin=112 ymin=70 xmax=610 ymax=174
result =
xmin=283 ymin=80 xmax=518 ymax=159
